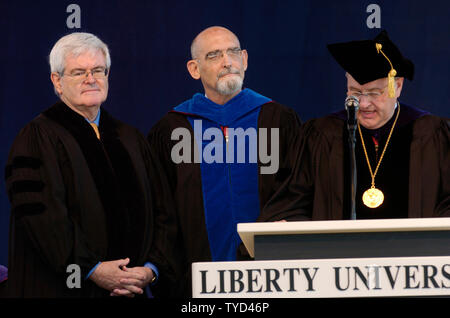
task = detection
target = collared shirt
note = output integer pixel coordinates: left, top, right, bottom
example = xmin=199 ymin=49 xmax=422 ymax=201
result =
xmin=84 ymin=108 xmax=101 ymax=126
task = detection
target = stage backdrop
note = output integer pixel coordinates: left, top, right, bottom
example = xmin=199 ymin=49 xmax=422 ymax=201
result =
xmin=1 ymin=0 xmax=449 ymax=266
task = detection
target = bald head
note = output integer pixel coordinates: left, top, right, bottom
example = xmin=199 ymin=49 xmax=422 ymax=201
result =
xmin=186 ymin=26 xmax=248 ymax=105
xmin=190 ymin=26 xmax=241 ymax=59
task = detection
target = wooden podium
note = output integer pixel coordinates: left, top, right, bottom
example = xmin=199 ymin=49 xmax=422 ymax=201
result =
xmin=192 ymin=218 xmax=450 ymax=298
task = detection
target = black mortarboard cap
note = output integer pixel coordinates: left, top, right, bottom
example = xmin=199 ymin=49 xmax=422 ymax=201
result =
xmin=327 ymin=30 xmax=414 ymax=97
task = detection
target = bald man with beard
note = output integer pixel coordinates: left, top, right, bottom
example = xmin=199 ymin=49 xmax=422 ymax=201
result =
xmin=147 ymin=26 xmax=303 ymax=297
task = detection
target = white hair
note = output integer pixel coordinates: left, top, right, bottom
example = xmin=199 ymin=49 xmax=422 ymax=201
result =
xmin=49 ymin=32 xmax=111 ymax=74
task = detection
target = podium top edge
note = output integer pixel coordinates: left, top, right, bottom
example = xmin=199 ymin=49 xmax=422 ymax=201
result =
xmin=237 ymin=217 xmax=450 ymax=235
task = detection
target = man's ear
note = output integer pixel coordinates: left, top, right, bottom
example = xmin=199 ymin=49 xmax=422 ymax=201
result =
xmin=187 ymin=60 xmax=201 ymax=80
xmin=50 ymin=72 xmax=63 ymax=95
xmin=241 ymin=49 xmax=248 ymax=71
xmin=395 ymin=77 xmax=404 ymax=98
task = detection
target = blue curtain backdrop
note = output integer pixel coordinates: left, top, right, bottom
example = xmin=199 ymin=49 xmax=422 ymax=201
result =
xmin=0 ymin=0 xmax=449 ymax=266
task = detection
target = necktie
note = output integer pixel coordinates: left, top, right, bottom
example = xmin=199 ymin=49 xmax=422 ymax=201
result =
xmin=90 ymin=123 xmax=100 ymax=139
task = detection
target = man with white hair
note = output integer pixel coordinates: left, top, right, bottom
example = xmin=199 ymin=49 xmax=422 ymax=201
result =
xmin=148 ymin=26 xmax=302 ymax=297
xmin=5 ymin=32 xmax=176 ymax=297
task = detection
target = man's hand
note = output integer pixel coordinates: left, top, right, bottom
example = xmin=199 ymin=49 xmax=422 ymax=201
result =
xmin=110 ymin=266 xmax=154 ymax=297
xmin=89 ymin=258 xmax=146 ymax=297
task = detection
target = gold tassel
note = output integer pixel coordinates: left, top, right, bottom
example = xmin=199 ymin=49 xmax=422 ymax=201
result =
xmin=375 ymin=43 xmax=397 ymax=98
xmin=388 ymin=69 xmax=397 ymax=98
xmin=376 ymin=43 xmax=382 ymax=53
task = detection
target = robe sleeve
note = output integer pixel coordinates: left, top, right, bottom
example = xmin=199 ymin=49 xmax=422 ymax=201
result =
xmin=5 ymin=122 xmax=100 ymax=278
xmin=260 ymin=119 xmax=321 ymax=222
xmin=255 ymin=105 xmax=306 ymax=221
xmin=238 ymin=106 xmax=306 ymax=260
xmin=145 ymin=121 xmax=185 ymax=297
xmin=434 ymin=118 xmax=450 ymax=216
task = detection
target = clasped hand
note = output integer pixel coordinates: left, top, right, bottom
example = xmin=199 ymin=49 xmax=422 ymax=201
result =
xmin=89 ymin=258 xmax=154 ymax=297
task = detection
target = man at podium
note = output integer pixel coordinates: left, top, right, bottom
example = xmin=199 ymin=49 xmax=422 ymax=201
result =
xmin=264 ymin=30 xmax=449 ymax=220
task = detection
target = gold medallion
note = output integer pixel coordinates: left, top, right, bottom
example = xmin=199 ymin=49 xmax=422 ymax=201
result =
xmin=362 ymin=187 xmax=384 ymax=208
xmin=358 ymin=103 xmax=401 ymax=211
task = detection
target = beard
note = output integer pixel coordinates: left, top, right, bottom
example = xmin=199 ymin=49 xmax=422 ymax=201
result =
xmin=216 ymin=68 xmax=244 ymax=96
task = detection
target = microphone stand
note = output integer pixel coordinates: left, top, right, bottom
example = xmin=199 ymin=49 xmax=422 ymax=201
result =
xmin=345 ymin=96 xmax=359 ymax=220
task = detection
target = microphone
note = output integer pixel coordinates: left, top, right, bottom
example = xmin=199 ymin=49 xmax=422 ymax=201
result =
xmin=345 ymin=95 xmax=359 ymax=220
xmin=345 ymin=95 xmax=359 ymax=129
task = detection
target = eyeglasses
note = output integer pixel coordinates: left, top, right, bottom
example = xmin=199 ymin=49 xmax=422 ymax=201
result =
xmin=61 ymin=67 xmax=109 ymax=81
xmin=348 ymin=85 xmax=388 ymax=100
xmin=204 ymin=47 xmax=243 ymax=62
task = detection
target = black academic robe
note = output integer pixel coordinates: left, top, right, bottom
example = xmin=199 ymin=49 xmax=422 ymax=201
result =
xmin=147 ymin=101 xmax=302 ymax=297
xmin=264 ymin=104 xmax=450 ymax=220
xmin=4 ymin=102 xmax=177 ymax=297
